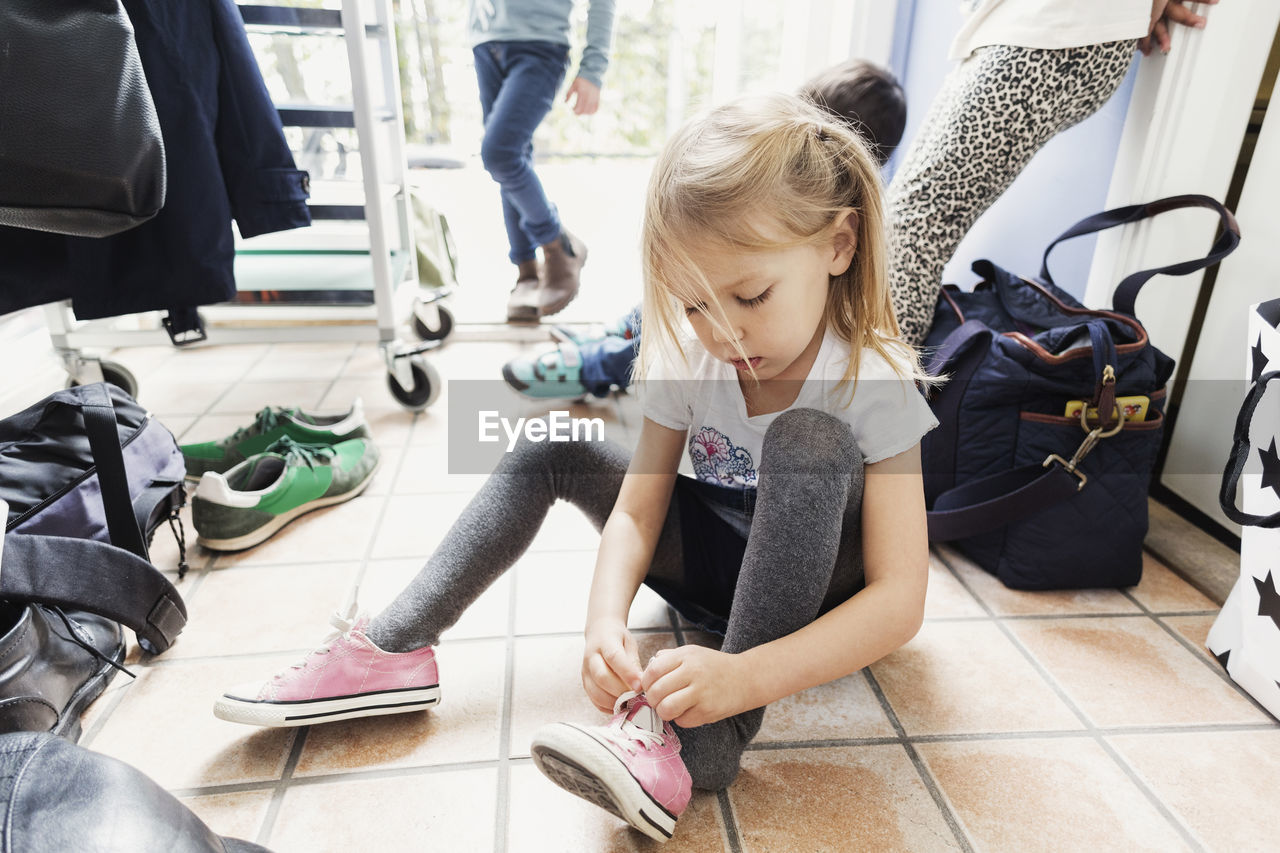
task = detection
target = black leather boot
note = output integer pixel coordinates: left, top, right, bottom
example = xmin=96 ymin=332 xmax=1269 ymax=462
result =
xmin=0 ymin=601 xmax=124 ymax=741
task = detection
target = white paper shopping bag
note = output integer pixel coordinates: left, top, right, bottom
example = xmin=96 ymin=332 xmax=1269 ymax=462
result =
xmin=1207 ymin=297 xmax=1280 ymax=719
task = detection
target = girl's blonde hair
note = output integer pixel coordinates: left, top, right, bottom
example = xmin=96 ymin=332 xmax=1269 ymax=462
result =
xmin=638 ymin=92 xmax=930 ymax=397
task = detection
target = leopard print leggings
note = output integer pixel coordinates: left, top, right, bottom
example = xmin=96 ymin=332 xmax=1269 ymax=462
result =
xmin=887 ymin=40 xmax=1137 ymax=346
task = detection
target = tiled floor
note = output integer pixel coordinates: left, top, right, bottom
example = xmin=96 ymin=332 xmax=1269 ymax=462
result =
xmin=1 ymin=151 xmax=1277 ymax=849
xmin=0 ymin=330 xmax=1265 ymax=852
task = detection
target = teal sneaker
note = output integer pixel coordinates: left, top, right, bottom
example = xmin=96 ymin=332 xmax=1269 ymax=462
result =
xmin=180 ymin=400 xmax=370 ymax=480
xmin=502 ymin=341 xmax=588 ymax=400
xmin=191 ymin=437 xmax=380 ymax=551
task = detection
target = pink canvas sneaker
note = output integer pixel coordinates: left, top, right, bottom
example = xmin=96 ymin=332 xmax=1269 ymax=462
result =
xmin=213 ymin=599 xmax=440 ymax=727
xmin=531 ymin=692 xmax=692 ymax=842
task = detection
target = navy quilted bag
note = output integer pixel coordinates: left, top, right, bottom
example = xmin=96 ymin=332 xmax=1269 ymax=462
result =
xmin=923 ymin=195 xmax=1239 ymax=589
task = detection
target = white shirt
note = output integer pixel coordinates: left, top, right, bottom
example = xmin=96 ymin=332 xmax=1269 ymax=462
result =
xmin=950 ymin=0 xmax=1151 ymax=60
xmin=637 ymin=329 xmax=938 ymax=487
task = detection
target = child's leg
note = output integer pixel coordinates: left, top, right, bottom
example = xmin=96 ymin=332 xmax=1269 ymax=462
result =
xmin=366 ymin=437 xmax=683 ymax=652
xmin=674 ymin=409 xmax=865 ymax=789
xmin=886 ymin=40 xmax=1135 ymax=346
xmin=473 ymin=42 xmax=570 ymax=262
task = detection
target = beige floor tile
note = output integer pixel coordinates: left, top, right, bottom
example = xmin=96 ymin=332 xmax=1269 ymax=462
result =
xmin=363 ymin=407 xmax=419 ymax=450
xmin=142 ymin=346 xmax=266 ymax=384
xmin=428 ymin=341 xmax=526 ymax=379
xmin=410 ymin=409 xmax=451 ymax=445
xmin=1129 ymin=553 xmax=1218 ymax=613
xmin=394 ymin=443 xmax=490 ymax=493
xmin=139 ymin=378 xmax=235 ymax=417
xmin=923 ymin=554 xmax=986 ymax=619
xmin=1109 ymin=730 xmax=1280 ymax=852
xmin=179 ymin=413 xmax=260 ymax=446
xmin=529 ymin=502 xmax=602 ymax=552
xmin=1162 ymin=614 xmax=1219 ymax=664
xmin=214 ymin=380 xmax=333 ymax=415
xmin=87 ymin=656 xmax=298 ymax=789
xmin=629 ymin=585 xmax=675 ymax=631
xmin=918 ymin=738 xmax=1190 ymax=853
xmin=1010 ymin=616 xmax=1271 ymax=727
xmin=937 ymin=545 xmax=1141 ymax=616
xmin=179 ymin=790 xmax=275 ymax=845
xmin=731 ymin=745 xmax=960 ymax=852
xmin=359 ymin=557 xmax=512 ymax=642
xmin=755 ymin=672 xmax=896 ymax=743
xmin=370 ymin=494 xmax=465 ymax=560
xmin=340 ymin=343 xmax=389 ymax=378
xmin=514 ymin=550 xmax=597 ymax=635
xmin=267 ymin=768 xmax=496 ymax=853
xmin=293 ymin=639 xmax=505 ymax=775
xmin=108 ymin=343 xmax=182 ymax=378
xmin=321 ymin=376 xmax=416 ymax=414
xmin=509 ymin=634 xmax=678 ymax=758
xmin=512 ymin=548 xmax=670 ymax=635
xmin=506 ymin=764 xmax=728 ymax=852
xmin=239 ymin=344 xmax=356 ymax=382
xmin=168 ymin=561 xmax=358 ymax=659
xmin=870 ymin=622 xmax=1082 ymax=735
xmin=156 ymin=414 xmax=197 ymax=442
xmin=209 ymin=494 xmax=383 ymax=567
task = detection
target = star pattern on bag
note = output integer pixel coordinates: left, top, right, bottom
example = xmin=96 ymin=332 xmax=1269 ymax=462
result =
xmin=1251 ymin=334 xmax=1269 ymax=384
xmin=1260 ymin=438 xmax=1280 ymax=502
xmin=1256 ymin=570 xmax=1280 ymax=630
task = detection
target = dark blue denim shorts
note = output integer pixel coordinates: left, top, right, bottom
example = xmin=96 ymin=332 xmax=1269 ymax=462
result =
xmin=643 ymin=476 xmax=754 ymax=636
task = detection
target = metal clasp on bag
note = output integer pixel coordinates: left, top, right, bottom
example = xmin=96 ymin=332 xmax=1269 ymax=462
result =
xmin=1043 ymin=401 xmax=1127 ymax=491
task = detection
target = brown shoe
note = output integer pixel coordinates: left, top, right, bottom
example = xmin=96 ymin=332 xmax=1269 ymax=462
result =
xmin=507 ymin=258 xmax=542 ymax=324
xmin=535 ymin=230 xmax=588 ymax=319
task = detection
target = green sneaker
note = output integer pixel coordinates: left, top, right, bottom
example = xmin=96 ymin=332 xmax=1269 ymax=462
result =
xmin=180 ymin=400 xmax=370 ymax=480
xmin=191 ymin=437 xmax=380 ymax=551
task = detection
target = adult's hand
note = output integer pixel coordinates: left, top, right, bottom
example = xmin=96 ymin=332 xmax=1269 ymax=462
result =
xmin=565 ymin=77 xmax=601 ymax=116
xmin=1142 ymin=0 xmax=1218 ymax=55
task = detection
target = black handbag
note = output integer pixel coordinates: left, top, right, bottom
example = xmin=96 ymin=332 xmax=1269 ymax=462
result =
xmin=923 ymin=195 xmax=1240 ymax=589
xmin=0 ymin=0 xmax=166 ymax=237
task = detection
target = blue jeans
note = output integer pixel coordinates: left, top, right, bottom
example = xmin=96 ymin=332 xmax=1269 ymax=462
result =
xmin=580 ymin=305 xmax=641 ymax=396
xmin=473 ymin=41 xmax=570 ymax=264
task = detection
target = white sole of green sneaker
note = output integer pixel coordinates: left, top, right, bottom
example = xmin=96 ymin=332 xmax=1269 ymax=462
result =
xmin=195 ymin=462 xmax=379 ymax=551
xmin=530 ymin=723 xmax=677 ymax=842
xmin=213 ymin=683 xmax=441 ymax=727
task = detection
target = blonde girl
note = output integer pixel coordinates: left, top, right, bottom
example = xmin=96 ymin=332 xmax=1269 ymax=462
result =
xmin=214 ymin=92 xmax=935 ymax=844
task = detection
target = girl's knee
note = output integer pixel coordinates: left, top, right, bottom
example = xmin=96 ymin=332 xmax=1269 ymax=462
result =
xmin=763 ymin=409 xmax=860 ymax=468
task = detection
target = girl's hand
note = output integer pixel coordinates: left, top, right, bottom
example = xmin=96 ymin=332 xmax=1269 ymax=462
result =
xmin=582 ymin=618 xmax=643 ymax=713
xmin=640 ymin=646 xmax=752 ymax=727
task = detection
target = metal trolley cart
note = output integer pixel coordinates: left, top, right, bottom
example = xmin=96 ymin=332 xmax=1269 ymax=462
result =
xmin=45 ymin=0 xmax=453 ymax=411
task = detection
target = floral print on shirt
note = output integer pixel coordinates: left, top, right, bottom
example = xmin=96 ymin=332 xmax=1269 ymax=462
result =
xmin=689 ymin=426 xmax=758 ymax=486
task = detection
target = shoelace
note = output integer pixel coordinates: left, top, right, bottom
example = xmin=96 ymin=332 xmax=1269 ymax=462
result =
xmin=598 ymin=691 xmax=667 ymax=753
xmin=263 ymin=436 xmax=336 ymax=471
xmin=277 ymin=585 xmax=360 ymax=680
xmin=229 ymin=407 xmax=289 ymax=443
xmin=50 ymin=607 xmax=136 ymax=680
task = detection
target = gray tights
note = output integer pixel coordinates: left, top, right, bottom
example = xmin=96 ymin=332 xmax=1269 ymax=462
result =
xmin=367 ymin=408 xmax=865 ymax=789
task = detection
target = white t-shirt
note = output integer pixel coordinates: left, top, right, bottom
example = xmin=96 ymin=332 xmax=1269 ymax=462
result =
xmin=637 ymin=329 xmax=938 ymax=487
xmin=950 ymin=0 xmax=1151 ymax=60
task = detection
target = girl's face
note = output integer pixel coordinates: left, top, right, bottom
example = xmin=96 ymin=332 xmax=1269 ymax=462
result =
xmin=681 ymin=215 xmax=856 ymax=384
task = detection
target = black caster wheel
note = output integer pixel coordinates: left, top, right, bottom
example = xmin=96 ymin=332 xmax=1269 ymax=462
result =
xmin=387 ymin=355 xmax=442 ymax=412
xmin=412 ymin=303 xmax=454 ymax=342
xmin=67 ymin=360 xmax=139 ymax=398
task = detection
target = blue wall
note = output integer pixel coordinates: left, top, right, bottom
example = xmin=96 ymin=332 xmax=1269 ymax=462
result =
xmin=887 ymin=0 xmax=1139 ymax=299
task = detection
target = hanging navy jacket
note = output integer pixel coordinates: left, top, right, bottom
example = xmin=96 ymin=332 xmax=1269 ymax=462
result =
xmin=0 ymin=0 xmax=310 ymax=321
